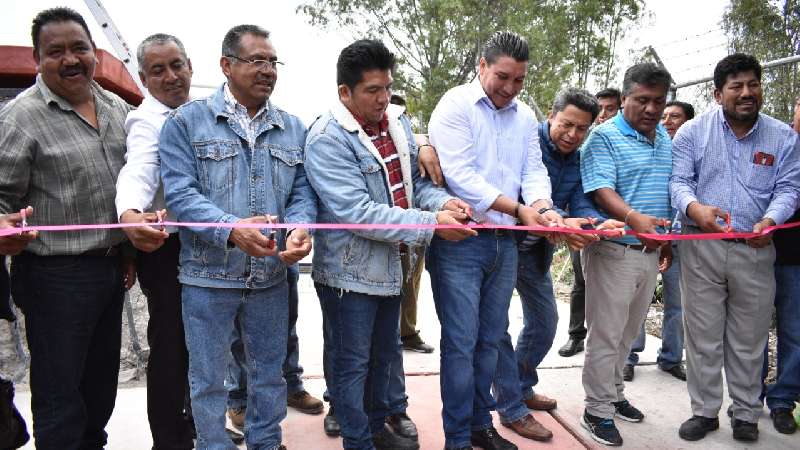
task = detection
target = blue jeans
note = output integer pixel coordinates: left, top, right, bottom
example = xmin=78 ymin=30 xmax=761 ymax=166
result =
xmin=426 ymin=232 xmax=518 ymax=449
xmin=627 ymin=244 xmax=684 ymax=369
xmin=316 ymin=284 xmax=401 ymax=450
xmin=763 ymin=265 xmax=800 ymax=411
xmin=11 ymin=253 xmax=124 ymax=450
xmin=494 ymin=239 xmax=556 ymax=423
xmin=183 ymin=283 xmax=288 ymax=450
xmin=227 ymin=265 xmax=303 ymax=410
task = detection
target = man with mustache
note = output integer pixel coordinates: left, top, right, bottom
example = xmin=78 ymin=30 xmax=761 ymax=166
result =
xmin=672 ymin=53 xmax=800 ymax=443
xmin=579 ymin=63 xmax=673 ymax=446
xmin=115 ymin=33 xmax=195 ymax=449
xmin=0 ymin=7 xmax=134 ymax=449
xmin=158 ymin=24 xmax=315 ymax=449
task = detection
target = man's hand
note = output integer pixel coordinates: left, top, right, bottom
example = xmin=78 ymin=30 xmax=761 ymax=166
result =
xmin=435 ymin=210 xmax=478 ymax=241
xmin=228 ymin=215 xmax=279 ymax=257
xmin=686 ymin=202 xmax=728 ymax=233
xmin=120 ymin=209 xmax=170 ymax=253
xmin=518 ymin=203 xmax=566 ymax=244
xmin=626 ymin=211 xmax=668 ymax=249
xmin=441 ymin=199 xmax=472 ymax=224
xmin=0 ymin=206 xmax=38 ymax=255
xmin=658 ymin=243 xmax=673 ymax=273
xmin=562 ymin=217 xmax=599 ymax=250
xmin=416 ymin=137 xmax=443 ymax=186
xmin=595 ymin=219 xmax=627 ymax=235
xmin=122 ymin=257 xmax=137 ymax=290
xmin=747 ymin=217 xmax=775 ymax=248
xmin=280 ymin=228 xmax=312 ymax=265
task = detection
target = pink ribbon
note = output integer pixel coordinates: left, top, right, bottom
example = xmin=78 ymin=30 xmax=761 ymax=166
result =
xmin=2 ymin=220 xmax=799 ymax=241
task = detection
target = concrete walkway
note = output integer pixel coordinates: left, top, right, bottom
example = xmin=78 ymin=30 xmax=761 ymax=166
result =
xmin=12 ymin=271 xmax=799 ymax=449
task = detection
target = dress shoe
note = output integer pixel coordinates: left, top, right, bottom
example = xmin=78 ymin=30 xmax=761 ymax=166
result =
xmin=622 ymin=364 xmax=634 ymax=382
xmin=771 ymin=408 xmax=797 ymax=434
xmin=471 ymin=426 xmax=517 ymax=450
xmin=402 ymin=333 xmax=435 ymax=353
xmin=678 ymin=416 xmax=719 ymax=441
xmin=661 ymin=364 xmax=686 ymax=381
xmin=524 ymin=393 xmax=557 ymax=411
xmin=287 ymin=390 xmax=324 ymax=414
xmin=503 ymin=414 xmax=552 ymax=441
xmin=386 ymin=412 xmax=419 ymax=439
xmin=731 ymin=418 xmax=758 ymax=442
xmin=372 ymin=423 xmax=420 ymax=450
xmin=227 ymin=407 xmax=245 ymax=431
xmin=558 ymin=338 xmax=584 ymax=357
xmin=324 ymin=406 xmax=341 ymax=437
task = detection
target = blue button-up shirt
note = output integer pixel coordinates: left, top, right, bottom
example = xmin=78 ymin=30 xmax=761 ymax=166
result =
xmin=670 ymin=106 xmax=800 ymax=231
xmin=428 ymin=79 xmax=551 ymax=225
xmin=581 ymin=112 xmax=672 ymax=244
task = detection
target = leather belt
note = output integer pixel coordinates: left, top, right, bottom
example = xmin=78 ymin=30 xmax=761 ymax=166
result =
xmin=722 ymin=238 xmax=748 ymax=244
xmin=81 ymin=245 xmax=121 ymax=257
xmin=609 ymin=241 xmax=656 ymax=253
xmin=476 ymin=228 xmax=510 ymax=237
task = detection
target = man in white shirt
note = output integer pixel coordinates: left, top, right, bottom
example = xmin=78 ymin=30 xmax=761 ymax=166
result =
xmin=115 ymin=33 xmax=194 ymax=450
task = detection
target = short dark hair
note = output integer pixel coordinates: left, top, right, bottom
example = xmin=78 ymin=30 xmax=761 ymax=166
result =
xmin=336 ymin=39 xmax=396 ymax=91
xmin=222 ymin=24 xmax=269 ymax=57
xmin=552 ymin=87 xmax=600 ymax=122
xmin=665 ymin=100 xmax=695 ymax=120
xmin=31 ymin=7 xmax=93 ymax=54
xmin=622 ymin=63 xmax=672 ymax=96
xmin=482 ymin=31 xmax=529 ymax=64
xmin=389 ymin=94 xmax=406 ymax=106
xmin=713 ymin=53 xmax=762 ymax=90
xmin=595 ymin=87 xmax=622 ymax=107
xmin=137 ymin=34 xmax=189 ymax=74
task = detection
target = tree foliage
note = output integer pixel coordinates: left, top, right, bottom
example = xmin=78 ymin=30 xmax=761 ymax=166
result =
xmin=298 ymin=0 xmax=644 ymax=127
xmin=722 ymin=0 xmax=799 ymax=122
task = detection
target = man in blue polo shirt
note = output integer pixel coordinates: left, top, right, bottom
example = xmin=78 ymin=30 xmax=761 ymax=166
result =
xmin=579 ymin=63 xmax=673 ymax=446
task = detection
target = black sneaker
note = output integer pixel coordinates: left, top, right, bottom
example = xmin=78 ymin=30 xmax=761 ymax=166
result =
xmin=770 ymin=408 xmax=797 ymax=434
xmin=470 ymin=426 xmax=517 ymax=450
xmin=622 ymin=364 xmax=634 ymax=382
xmin=373 ymin=423 xmax=420 ymax=450
xmin=731 ymin=418 xmax=758 ymax=442
xmin=678 ymin=415 xmax=719 ymax=441
xmin=613 ymin=400 xmax=644 ymax=422
xmin=581 ymin=410 xmax=622 ymax=446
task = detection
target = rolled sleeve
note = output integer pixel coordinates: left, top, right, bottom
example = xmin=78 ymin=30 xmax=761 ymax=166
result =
xmin=521 ymin=127 xmax=552 ymax=205
xmin=765 ymin=133 xmax=800 ymax=224
xmin=116 ymin=114 xmax=162 ymax=218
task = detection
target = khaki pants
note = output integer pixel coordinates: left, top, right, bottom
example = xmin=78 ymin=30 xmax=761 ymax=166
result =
xmin=679 ymin=230 xmax=775 ymax=422
xmin=400 ymin=247 xmax=426 ymax=339
xmin=582 ymin=240 xmax=659 ymax=418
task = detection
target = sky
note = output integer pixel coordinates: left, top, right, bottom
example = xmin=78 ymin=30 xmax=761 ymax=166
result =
xmin=1 ymin=0 xmax=733 ymax=122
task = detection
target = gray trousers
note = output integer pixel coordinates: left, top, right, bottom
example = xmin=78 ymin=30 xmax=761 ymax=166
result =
xmin=679 ymin=232 xmax=775 ymax=422
xmin=582 ymin=240 xmax=659 ymax=418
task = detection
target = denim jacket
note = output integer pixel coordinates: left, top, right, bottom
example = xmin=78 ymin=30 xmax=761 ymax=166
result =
xmin=305 ymin=102 xmax=452 ymax=296
xmin=159 ymin=86 xmax=316 ymax=289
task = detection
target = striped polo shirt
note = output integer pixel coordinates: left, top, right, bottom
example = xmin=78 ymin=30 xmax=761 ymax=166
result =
xmin=580 ymin=112 xmax=672 ymax=245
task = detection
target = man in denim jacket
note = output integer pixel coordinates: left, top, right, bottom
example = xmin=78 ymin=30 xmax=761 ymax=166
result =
xmin=304 ymin=39 xmax=475 ymax=450
xmin=159 ymin=25 xmax=314 ymax=450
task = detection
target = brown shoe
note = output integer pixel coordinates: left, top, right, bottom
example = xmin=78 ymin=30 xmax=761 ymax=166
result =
xmin=524 ymin=393 xmax=557 ymax=411
xmin=287 ymin=390 xmax=324 ymax=414
xmin=503 ymin=414 xmax=553 ymax=441
xmin=227 ymin=407 xmax=245 ymax=431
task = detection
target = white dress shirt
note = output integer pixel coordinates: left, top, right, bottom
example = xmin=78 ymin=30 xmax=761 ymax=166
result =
xmin=115 ymin=95 xmax=175 ymax=231
xmin=428 ymin=79 xmax=552 ymax=225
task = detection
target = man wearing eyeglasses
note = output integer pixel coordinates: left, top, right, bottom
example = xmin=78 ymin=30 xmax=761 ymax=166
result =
xmin=158 ymin=24 xmax=315 ymax=450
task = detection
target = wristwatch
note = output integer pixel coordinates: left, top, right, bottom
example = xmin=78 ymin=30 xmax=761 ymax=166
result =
xmin=537 ymin=207 xmax=553 ymax=215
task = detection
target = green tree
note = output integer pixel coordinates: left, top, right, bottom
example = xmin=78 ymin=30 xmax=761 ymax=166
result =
xmin=298 ymin=0 xmax=644 ymax=126
xmin=722 ymin=0 xmax=799 ymax=122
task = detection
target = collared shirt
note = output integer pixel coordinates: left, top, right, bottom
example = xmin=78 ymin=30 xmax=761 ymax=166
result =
xmin=581 ymin=111 xmax=672 ymax=245
xmin=356 ymin=113 xmax=409 ymax=209
xmin=223 ymin=82 xmax=269 ymax=149
xmin=116 ymin=95 xmax=176 ymax=231
xmin=0 ymin=75 xmax=131 ymax=255
xmin=671 ymin=106 xmax=800 ymax=231
xmin=428 ymin=79 xmax=551 ymax=226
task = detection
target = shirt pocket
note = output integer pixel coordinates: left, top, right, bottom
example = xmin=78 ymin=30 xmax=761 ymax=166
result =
xmin=743 ymin=161 xmax=777 ymax=193
xmin=357 ymin=156 xmax=389 ymax=204
xmin=268 ymin=145 xmax=303 ymax=194
xmin=193 ymin=140 xmax=239 ymax=193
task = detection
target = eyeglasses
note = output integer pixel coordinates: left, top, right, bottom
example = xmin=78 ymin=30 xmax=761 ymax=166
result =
xmin=225 ymin=55 xmax=284 ymax=70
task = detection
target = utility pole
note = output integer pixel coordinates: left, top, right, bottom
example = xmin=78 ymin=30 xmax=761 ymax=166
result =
xmin=82 ymin=0 xmax=145 ymax=95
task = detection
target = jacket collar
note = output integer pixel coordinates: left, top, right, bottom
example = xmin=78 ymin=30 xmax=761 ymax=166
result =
xmin=331 ymin=101 xmax=405 ymax=133
xmin=208 ymin=83 xmax=284 ymax=130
